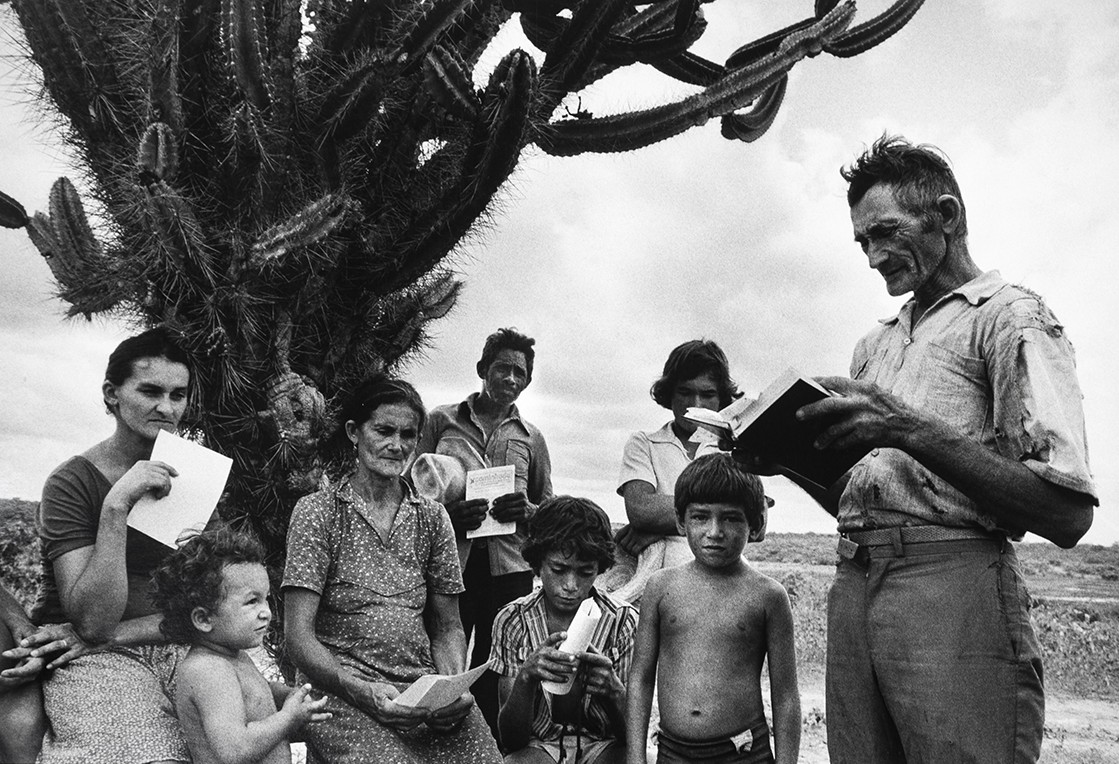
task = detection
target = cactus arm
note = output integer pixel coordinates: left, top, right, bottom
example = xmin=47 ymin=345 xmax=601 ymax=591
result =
xmin=265 ymin=0 xmax=303 ymax=132
xmin=374 ymin=49 xmax=535 ymax=297
xmin=519 ymin=9 xmax=565 ymax=54
xmin=449 ymin=2 xmax=513 ymax=71
xmin=222 ymin=0 xmax=273 ymax=111
xmin=0 ymin=190 xmax=29 ymax=229
xmin=38 ymin=177 xmax=126 ymax=317
xmin=26 ymin=211 xmax=60 ymax=262
xmin=719 ymin=75 xmax=787 ymax=143
xmin=423 ymin=45 xmax=481 ymax=120
xmin=48 ymin=177 xmax=102 ymax=279
xmin=388 ymin=0 xmax=476 ymax=69
xmin=140 ymin=177 xmax=215 ymax=287
xmin=249 ymin=194 xmax=352 ymax=269
xmin=175 ymin=0 xmax=225 ymax=185
xmin=825 ymin=0 xmax=926 ymax=58
xmin=48 ymin=1 xmax=129 ymax=139
xmin=725 ymin=17 xmax=815 ymax=70
xmin=600 ymin=0 xmax=705 ymax=65
xmin=541 ymin=2 xmax=855 ymax=156
xmin=651 ymin=50 xmax=724 ymax=87
xmin=537 ymin=0 xmax=630 ymax=110
xmin=316 ymin=56 xmax=384 ymax=145
xmin=328 ymin=273 xmax=462 ymax=391
xmin=137 ymin=123 xmax=180 ymax=185
xmin=816 ymin=0 xmax=842 ymax=16
xmin=146 ymin=0 xmax=184 ymax=137
xmin=9 ymin=1 xmax=106 ymax=139
xmin=577 ymin=0 xmax=706 ymax=90
xmin=306 ymin=1 xmax=374 ymax=57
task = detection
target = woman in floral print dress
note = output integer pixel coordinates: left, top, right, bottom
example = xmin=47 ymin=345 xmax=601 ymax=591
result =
xmin=283 ymin=373 xmax=501 ymax=763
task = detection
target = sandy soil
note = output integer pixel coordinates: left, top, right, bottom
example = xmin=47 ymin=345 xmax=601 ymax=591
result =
xmin=788 ymin=673 xmax=1119 ymax=764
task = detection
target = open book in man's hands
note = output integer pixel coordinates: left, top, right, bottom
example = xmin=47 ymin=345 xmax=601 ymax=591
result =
xmin=685 ymin=367 xmax=869 ymax=490
xmin=389 ymin=662 xmax=491 ymax=711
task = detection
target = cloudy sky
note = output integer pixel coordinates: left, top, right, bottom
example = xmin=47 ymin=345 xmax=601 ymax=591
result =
xmin=1 ymin=1 xmax=1115 ymax=544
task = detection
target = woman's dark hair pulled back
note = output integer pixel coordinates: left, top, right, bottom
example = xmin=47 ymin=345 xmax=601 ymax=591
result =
xmin=650 ymin=340 xmax=737 ymax=409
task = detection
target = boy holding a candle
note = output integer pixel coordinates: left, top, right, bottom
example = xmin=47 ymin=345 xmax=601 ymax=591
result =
xmin=489 ymin=496 xmax=638 ymax=763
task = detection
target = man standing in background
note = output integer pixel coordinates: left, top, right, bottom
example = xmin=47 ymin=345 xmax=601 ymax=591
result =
xmin=417 ymin=327 xmax=553 ymax=734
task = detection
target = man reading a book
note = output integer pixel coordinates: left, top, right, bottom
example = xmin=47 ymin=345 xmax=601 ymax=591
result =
xmin=737 ymin=135 xmax=1097 ymax=763
xmin=416 ymin=327 xmax=554 ymax=733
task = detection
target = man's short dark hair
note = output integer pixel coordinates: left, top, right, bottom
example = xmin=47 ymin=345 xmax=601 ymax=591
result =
xmin=650 ymin=340 xmax=737 ymax=409
xmin=674 ymin=453 xmax=766 ymax=529
xmin=476 ymin=327 xmax=536 ymax=382
xmin=150 ymin=526 xmax=267 ymax=644
xmin=521 ymin=496 xmax=616 ymax=574
xmin=841 ymin=133 xmax=968 ymax=238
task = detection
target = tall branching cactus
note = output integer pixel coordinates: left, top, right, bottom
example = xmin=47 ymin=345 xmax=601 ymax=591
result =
xmin=0 ymin=0 xmax=924 ymax=565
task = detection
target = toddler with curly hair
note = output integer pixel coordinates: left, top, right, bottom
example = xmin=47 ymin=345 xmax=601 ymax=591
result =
xmin=150 ymin=526 xmax=329 ymax=764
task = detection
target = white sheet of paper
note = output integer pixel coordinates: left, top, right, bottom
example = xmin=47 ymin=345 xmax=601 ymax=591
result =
xmin=465 ymin=465 xmax=516 ymax=539
xmin=127 ymin=430 xmax=232 ymax=548
xmin=390 ymin=661 xmax=491 ymax=710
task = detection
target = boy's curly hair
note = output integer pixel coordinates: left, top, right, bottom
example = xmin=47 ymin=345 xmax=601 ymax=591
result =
xmin=149 ymin=526 xmax=266 ymax=644
xmin=521 ymin=496 xmax=615 ymax=574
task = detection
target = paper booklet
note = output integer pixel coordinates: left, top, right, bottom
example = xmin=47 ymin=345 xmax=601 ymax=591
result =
xmin=127 ymin=430 xmax=232 ymax=548
xmin=541 ymin=598 xmax=602 ymax=695
xmin=465 ymin=464 xmax=517 ymax=539
xmin=685 ymin=367 xmax=870 ymax=490
xmin=390 ymin=661 xmax=491 ymax=710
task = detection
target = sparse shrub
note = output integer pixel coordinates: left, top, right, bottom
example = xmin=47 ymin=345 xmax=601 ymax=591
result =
xmin=0 ymin=498 xmax=40 ymax=611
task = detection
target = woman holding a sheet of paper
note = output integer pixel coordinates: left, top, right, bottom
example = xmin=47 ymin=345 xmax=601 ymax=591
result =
xmin=283 ymin=374 xmax=501 ymax=763
xmin=31 ymin=328 xmax=196 ymax=763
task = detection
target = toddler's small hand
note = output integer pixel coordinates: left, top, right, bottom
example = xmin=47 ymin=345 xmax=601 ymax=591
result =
xmin=285 ymin=684 xmax=332 ymax=725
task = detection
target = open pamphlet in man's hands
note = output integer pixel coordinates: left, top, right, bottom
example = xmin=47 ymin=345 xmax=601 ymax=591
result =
xmin=128 ymin=430 xmax=231 ymax=547
xmin=685 ymin=367 xmax=870 ymax=490
xmin=390 ymin=662 xmax=491 ymax=710
xmin=465 ymin=465 xmax=517 ymax=539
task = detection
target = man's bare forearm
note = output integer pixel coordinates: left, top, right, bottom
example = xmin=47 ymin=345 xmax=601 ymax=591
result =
xmin=901 ymin=417 xmax=1093 ymax=547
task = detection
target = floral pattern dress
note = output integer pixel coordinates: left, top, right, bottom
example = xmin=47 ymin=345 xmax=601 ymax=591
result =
xmin=283 ymin=477 xmax=501 ymax=763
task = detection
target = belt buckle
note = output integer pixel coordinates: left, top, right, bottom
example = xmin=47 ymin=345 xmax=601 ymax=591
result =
xmin=838 ymin=536 xmax=860 ymax=560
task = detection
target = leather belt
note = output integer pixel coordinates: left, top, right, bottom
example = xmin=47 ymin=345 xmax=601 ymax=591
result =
xmin=844 ymin=525 xmax=996 ymax=545
xmin=838 ymin=525 xmax=1004 ymax=562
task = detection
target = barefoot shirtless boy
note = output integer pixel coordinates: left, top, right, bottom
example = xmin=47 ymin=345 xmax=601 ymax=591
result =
xmin=626 ymin=454 xmax=800 ymax=764
xmin=151 ymin=528 xmax=330 ymax=764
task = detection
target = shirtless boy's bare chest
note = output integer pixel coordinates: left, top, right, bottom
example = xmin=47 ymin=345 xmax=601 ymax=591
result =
xmin=661 ymin=576 xmax=768 ymax=658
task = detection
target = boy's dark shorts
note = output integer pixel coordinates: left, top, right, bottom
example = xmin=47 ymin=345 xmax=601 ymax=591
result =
xmin=655 ymin=720 xmax=773 ymax=764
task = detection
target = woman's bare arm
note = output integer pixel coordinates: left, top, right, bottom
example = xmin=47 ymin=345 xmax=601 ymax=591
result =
xmin=53 ymin=462 xmax=175 ymax=642
xmin=424 ymin=592 xmax=474 ymax=733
